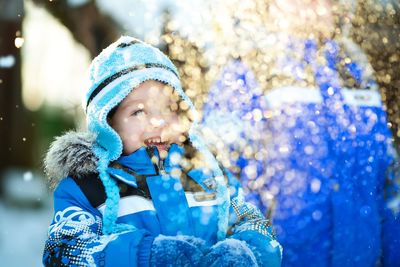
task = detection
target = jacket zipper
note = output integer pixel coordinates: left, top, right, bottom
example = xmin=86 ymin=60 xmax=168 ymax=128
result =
xmin=146 ymin=146 xmax=166 ymax=175
xmin=158 ymin=156 xmax=166 ymax=174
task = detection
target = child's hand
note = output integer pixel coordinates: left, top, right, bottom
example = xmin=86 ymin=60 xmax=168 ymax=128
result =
xmin=200 ymin=239 xmax=258 ymax=267
xmin=150 ymin=235 xmax=207 ymax=266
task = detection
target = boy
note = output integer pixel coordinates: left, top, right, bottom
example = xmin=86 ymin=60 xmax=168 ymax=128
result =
xmin=42 ymin=36 xmax=282 ymax=267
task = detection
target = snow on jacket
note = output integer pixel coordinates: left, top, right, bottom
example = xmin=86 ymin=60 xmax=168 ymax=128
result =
xmin=42 ymin=132 xmax=282 ymax=266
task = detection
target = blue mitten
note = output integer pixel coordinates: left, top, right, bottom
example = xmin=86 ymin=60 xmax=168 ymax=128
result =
xmin=175 ymin=235 xmax=210 ymax=254
xmin=150 ymin=235 xmax=207 ymax=267
xmin=200 ymin=239 xmax=259 ymax=267
xmin=232 ymin=231 xmax=282 ymax=267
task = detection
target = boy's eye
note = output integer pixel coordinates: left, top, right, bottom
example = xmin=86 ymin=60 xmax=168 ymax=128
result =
xmin=132 ymin=109 xmax=145 ymax=116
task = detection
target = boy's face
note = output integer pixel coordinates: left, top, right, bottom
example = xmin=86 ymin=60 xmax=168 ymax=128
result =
xmin=109 ymin=80 xmax=190 ymax=155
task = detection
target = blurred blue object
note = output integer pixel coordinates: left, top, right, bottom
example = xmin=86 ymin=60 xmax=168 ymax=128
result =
xmin=201 ymin=39 xmax=400 ymax=267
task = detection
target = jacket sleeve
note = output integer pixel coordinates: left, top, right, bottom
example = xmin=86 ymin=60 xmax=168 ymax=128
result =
xmin=225 ymin=171 xmax=283 ymax=267
xmin=42 ymin=178 xmax=155 ymax=267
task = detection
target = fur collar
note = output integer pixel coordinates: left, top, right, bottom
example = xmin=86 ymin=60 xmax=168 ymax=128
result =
xmin=44 ymin=131 xmax=98 ymax=190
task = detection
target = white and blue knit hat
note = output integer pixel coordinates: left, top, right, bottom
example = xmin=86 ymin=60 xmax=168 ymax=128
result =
xmin=84 ymin=36 xmax=229 ymax=238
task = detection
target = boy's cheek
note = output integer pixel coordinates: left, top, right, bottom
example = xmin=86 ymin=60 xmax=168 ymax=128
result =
xmin=171 ymin=134 xmax=186 ymax=145
xmin=170 ymin=123 xmax=190 ymax=141
xmin=176 ymin=117 xmax=192 ymax=131
xmin=162 ymin=127 xmax=186 ymax=145
xmin=127 ymin=133 xmax=139 ymax=141
xmin=170 ymin=122 xmax=187 ymax=133
xmin=122 ymin=133 xmax=141 ymax=146
xmin=121 ymin=136 xmax=143 ymax=154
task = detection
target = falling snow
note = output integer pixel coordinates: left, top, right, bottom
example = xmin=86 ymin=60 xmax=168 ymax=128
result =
xmin=1 ymin=0 xmax=400 ymax=266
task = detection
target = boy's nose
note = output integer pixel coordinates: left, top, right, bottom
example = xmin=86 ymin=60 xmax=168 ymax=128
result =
xmin=149 ymin=117 xmax=166 ymax=127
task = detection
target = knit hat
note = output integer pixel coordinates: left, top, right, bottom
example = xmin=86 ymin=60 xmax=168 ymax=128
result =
xmin=84 ymin=36 xmax=229 ymax=238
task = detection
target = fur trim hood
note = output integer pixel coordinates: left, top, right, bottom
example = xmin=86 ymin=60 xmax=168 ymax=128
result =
xmin=44 ymin=131 xmax=98 ymax=190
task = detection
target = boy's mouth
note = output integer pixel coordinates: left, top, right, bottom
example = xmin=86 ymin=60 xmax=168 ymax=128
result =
xmin=144 ymin=137 xmax=169 ymax=152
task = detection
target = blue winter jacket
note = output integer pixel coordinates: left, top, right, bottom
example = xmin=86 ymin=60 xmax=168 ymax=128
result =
xmin=43 ymin=140 xmax=282 ymax=266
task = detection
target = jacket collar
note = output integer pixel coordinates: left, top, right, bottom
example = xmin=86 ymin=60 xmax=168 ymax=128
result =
xmin=116 ymin=144 xmax=185 ymax=174
xmin=44 ymin=130 xmax=217 ymax=192
xmin=112 ymin=144 xmax=215 ymax=192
